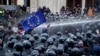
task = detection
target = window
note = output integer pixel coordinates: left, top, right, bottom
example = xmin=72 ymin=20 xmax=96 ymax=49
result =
xmin=27 ymin=0 xmax=30 ymax=7
xmin=0 ymin=0 xmax=2 ymax=5
xmin=75 ymin=0 xmax=81 ymax=7
xmin=3 ymin=0 xmax=7 ymax=5
xmin=67 ymin=0 xmax=73 ymax=8
xmin=86 ymin=0 xmax=93 ymax=7
xmin=9 ymin=0 xmax=12 ymax=5
xmin=0 ymin=0 xmax=7 ymax=5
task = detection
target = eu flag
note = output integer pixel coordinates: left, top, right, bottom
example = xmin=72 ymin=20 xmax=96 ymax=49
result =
xmin=19 ymin=9 xmax=46 ymax=32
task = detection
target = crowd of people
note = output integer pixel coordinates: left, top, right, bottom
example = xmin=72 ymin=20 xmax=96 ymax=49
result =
xmin=0 ymin=6 xmax=100 ymax=56
xmin=42 ymin=6 xmax=100 ymax=22
xmin=0 ymin=19 xmax=99 ymax=56
xmin=0 ymin=6 xmax=28 ymax=26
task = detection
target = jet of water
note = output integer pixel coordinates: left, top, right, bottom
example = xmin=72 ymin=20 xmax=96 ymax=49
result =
xmin=37 ymin=19 xmax=100 ymax=28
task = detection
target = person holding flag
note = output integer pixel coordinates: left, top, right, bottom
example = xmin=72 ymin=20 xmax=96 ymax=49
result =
xmin=42 ymin=24 xmax=50 ymax=33
xmin=19 ymin=8 xmax=46 ymax=35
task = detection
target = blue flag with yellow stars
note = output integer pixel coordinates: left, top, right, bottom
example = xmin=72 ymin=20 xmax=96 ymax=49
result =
xmin=19 ymin=9 xmax=46 ymax=32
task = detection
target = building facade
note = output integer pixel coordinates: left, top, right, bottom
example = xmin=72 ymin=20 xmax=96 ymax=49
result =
xmin=0 ymin=0 xmax=100 ymax=13
xmin=0 ymin=0 xmax=28 ymax=6
xmin=0 ymin=0 xmax=17 ymax=5
xmin=0 ymin=0 xmax=30 ymax=11
xmin=30 ymin=0 xmax=100 ymax=13
xmin=30 ymin=0 xmax=66 ymax=13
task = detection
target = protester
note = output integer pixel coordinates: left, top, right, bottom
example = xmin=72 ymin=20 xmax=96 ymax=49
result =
xmin=87 ymin=7 xmax=93 ymax=17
